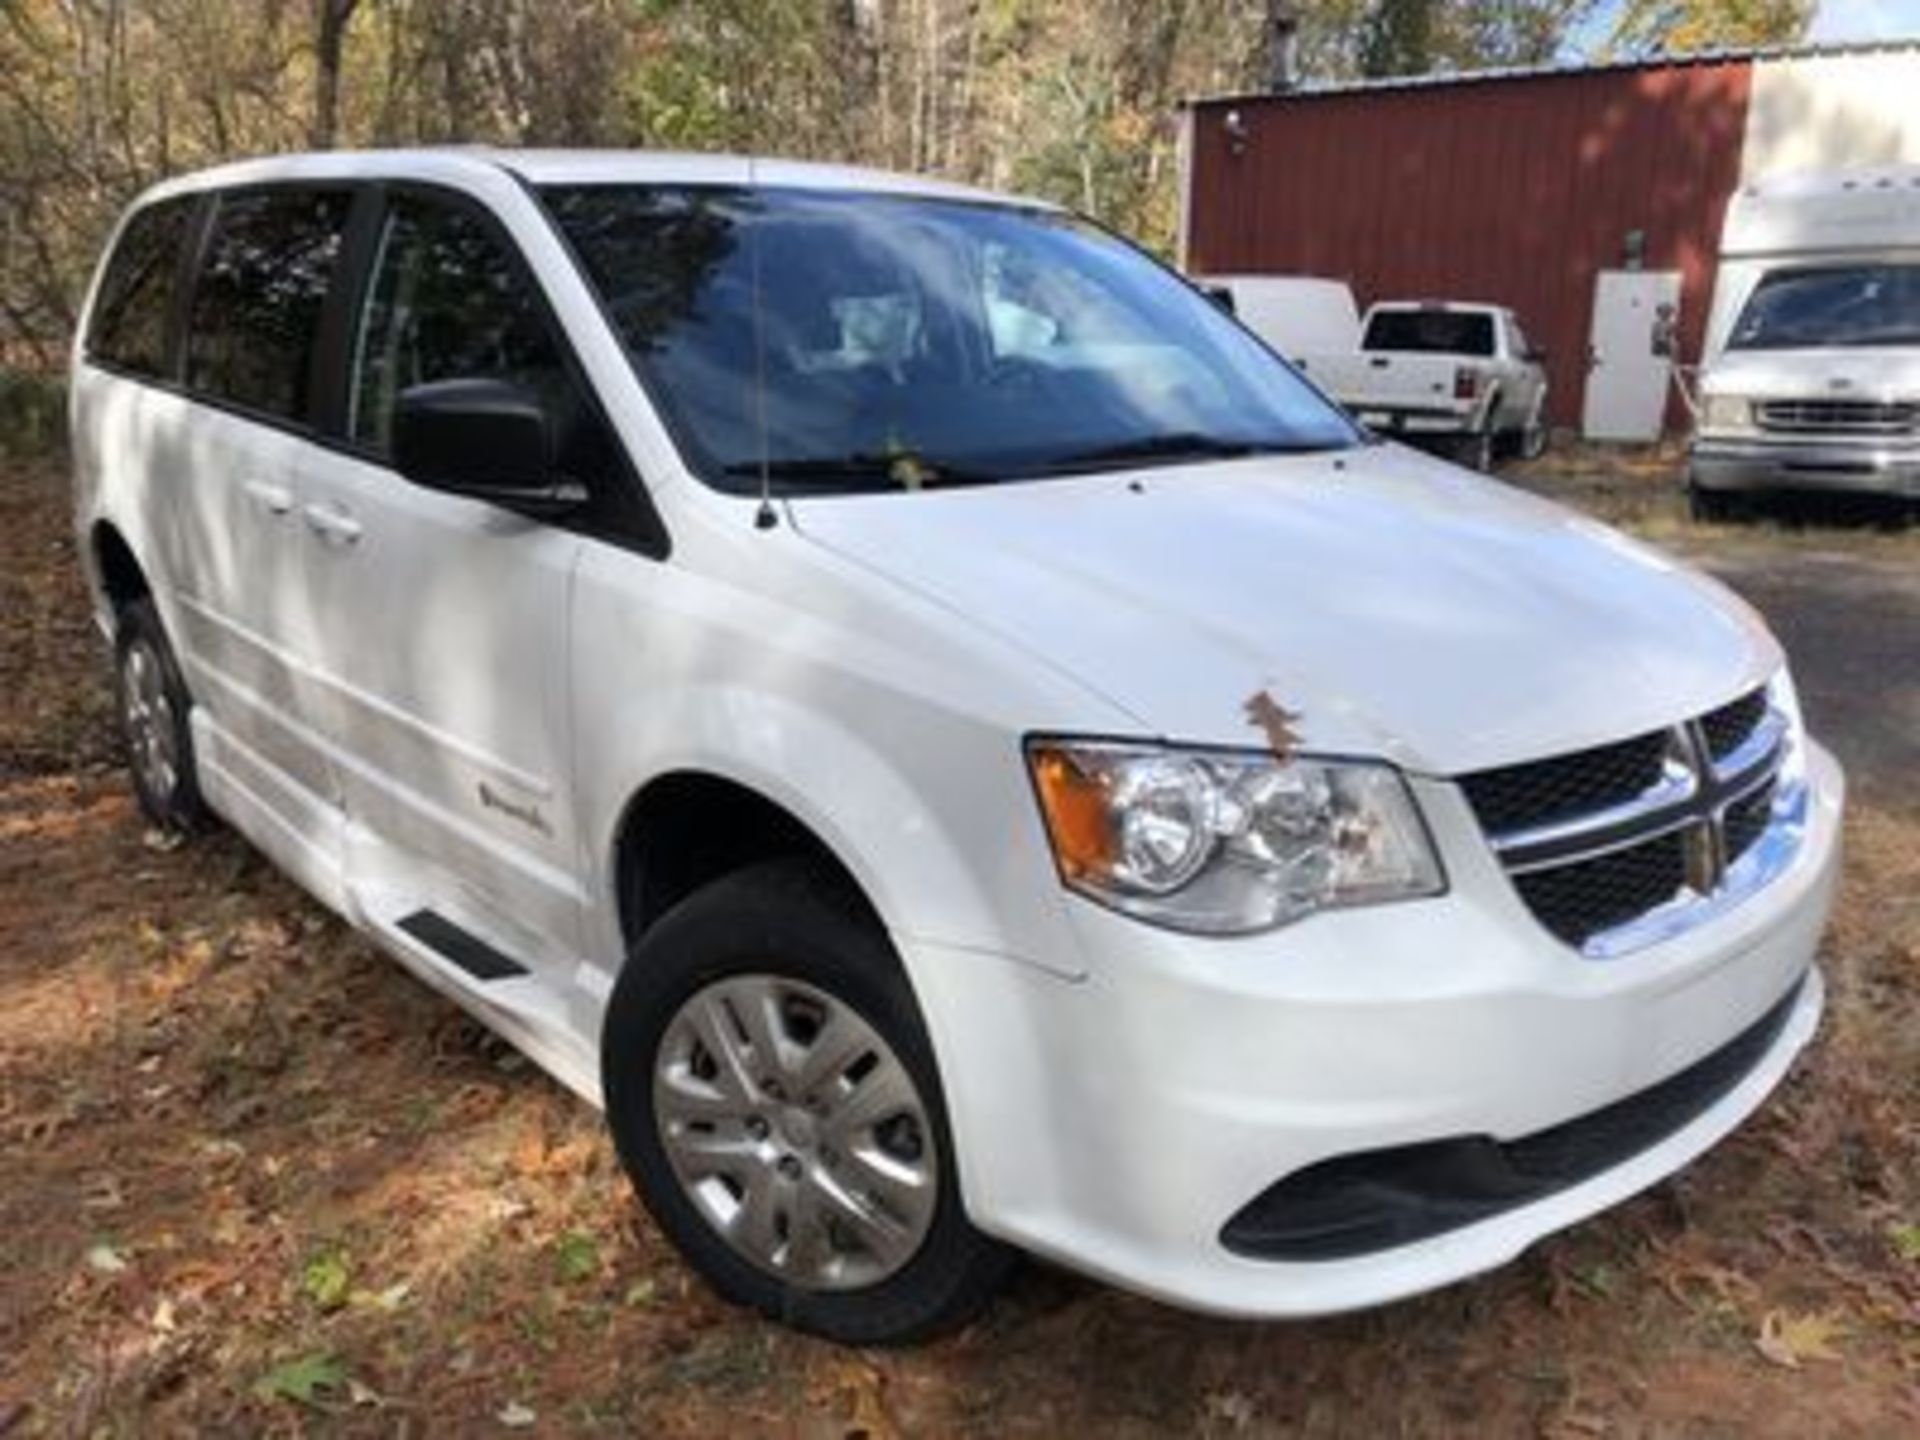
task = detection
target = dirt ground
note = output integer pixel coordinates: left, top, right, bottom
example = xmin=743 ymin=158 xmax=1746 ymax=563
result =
xmin=3 ymin=452 xmax=1917 ymax=1436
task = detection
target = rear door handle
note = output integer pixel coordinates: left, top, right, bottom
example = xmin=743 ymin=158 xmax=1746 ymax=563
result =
xmin=243 ymin=478 xmax=295 ymax=514
xmin=302 ymin=502 xmax=363 ymax=546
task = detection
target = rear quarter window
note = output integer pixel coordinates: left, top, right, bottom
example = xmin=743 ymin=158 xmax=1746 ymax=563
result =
xmin=87 ymin=198 xmax=196 ymax=377
xmin=185 ymin=189 xmax=351 ymax=423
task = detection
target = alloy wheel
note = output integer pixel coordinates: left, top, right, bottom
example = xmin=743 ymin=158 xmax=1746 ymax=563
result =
xmin=121 ymin=637 xmax=179 ymax=803
xmin=652 ymin=973 xmax=938 ymax=1291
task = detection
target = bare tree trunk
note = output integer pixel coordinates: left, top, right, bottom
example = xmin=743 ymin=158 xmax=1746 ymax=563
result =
xmin=310 ymin=0 xmax=360 ymax=149
xmin=1264 ymin=1 xmax=1299 ymax=92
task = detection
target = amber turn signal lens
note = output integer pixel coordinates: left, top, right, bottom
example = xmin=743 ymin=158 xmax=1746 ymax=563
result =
xmin=1029 ymin=746 xmax=1116 ymax=881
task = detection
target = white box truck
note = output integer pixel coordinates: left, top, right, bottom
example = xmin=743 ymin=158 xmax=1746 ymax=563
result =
xmin=1690 ymin=166 xmax=1920 ymax=515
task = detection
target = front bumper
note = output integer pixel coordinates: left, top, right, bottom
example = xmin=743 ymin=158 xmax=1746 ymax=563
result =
xmin=1690 ymin=437 xmax=1920 ymax=497
xmin=906 ymin=743 xmax=1842 ymax=1318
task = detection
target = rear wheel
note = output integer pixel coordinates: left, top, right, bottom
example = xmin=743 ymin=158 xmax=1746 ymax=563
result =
xmin=601 ymin=859 xmax=1015 ymax=1344
xmin=1458 ymin=427 xmax=1495 ymax=473
xmin=114 ymin=600 xmax=208 ymax=833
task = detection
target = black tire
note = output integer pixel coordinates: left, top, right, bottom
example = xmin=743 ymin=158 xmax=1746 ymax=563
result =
xmin=114 ymin=599 xmax=209 ymax=833
xmin=1458 ymin=427 xmax=1495 ymax=472
xmin=1519 ymin=415 xmax=1549 ymax=462
xmin=601 ymin=858 xmax=1015 ymax=1344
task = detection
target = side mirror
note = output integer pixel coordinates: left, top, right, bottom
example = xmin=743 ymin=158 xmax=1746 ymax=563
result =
xmin=392 ymin=378 xmax=586 ymax=517
xmin=1526 ymin=346 xmax=1548 ymax=364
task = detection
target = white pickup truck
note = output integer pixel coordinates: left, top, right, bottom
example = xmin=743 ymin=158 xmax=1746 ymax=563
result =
xmin=1301 ymin=300 xmax=1550 ymax=470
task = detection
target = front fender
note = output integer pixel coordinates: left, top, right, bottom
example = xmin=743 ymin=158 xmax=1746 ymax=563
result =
xmin=592 ymin=678 xmax=1085 ymax=967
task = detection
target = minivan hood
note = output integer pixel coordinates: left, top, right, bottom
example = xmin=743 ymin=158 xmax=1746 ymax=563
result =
xmin=1704 ymin=345 xmax=1920 ymax=398
xmin=787 ymin=447 xmax=1779 ymax=776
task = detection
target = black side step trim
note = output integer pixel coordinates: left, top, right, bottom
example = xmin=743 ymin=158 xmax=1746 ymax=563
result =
xmin=397 ymin=909 xmax=530 ymax=982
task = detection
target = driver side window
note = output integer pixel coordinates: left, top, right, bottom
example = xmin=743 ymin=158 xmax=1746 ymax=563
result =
xmin=350 ymin=194 xmax=567 ymax=455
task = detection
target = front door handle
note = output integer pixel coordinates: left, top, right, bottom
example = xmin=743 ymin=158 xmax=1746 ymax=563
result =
xmin=243 ymin=478 xmax=295 ymax=515
xmin=302 ymin=502 xmax=363 ymax=546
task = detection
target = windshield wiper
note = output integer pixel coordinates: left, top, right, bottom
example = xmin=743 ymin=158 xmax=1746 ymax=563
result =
xmin=719 ymin=454 xmax=998 ymax=489
xmin=1029 ymin=432 xmax=1335 ymax=476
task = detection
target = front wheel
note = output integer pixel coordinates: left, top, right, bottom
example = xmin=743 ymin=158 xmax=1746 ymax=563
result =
xmin=1516 ymin=393 xmax=1550 ymax=461
xmin=601 ymin=859 xmax=1015 ymax=1344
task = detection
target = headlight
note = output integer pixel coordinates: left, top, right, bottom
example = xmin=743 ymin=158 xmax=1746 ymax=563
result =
xmin=1026 ymin=740 xmax=1445 ymax=935
xmin=1700 ymin=394 xmax=1753 ymax=433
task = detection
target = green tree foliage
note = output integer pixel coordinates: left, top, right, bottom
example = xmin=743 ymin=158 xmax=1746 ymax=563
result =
xmin=0 ymin=0 xmax=1604 ymax=363
xmin=1359 ymin=0 xmax=1440 ymax=76
xmin=1607 ymin=0 xmax=1815 ymax=58
xmin=1300 ymin=1 xmax=1600 ymax=81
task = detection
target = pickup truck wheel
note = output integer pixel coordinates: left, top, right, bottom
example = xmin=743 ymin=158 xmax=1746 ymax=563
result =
xmin=114 ymin=600 xmax=209 ymax=834
xmin=1457 ymin=428 xmax=1495 ymax=473
xmin=601 ymin=858 xmax=1016 ymax=1345
xmin=1517 ymin=396 xmax=1549 ymax=461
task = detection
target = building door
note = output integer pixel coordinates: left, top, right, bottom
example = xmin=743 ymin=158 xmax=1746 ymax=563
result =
xmin=1582 ymin=270 xmax=1682 ymax=442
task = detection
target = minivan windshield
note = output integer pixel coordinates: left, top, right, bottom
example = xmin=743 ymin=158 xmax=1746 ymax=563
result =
xmin=1729 ymin=264 xmax=1920 ymax=350
xmin=543 ymin=186 xmax=1360 ymax=494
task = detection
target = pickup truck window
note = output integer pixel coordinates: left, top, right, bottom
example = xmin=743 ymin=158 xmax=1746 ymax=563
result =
xmin=1363 ymin=309 xmax=1494 ymax=357
xmin=543 ymin=185 xmax=1360 ymax=493
xmin=1730 ymin=264 xmax=1920 ymax=350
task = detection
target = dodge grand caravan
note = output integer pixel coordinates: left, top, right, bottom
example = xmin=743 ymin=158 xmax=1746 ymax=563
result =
xmin=72 ymin=151 xmax=1843 ymax=1344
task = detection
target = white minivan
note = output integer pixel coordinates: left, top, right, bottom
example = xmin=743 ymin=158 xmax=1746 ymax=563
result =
xmin=73 ymin=150 xmax=1842 ymax=1344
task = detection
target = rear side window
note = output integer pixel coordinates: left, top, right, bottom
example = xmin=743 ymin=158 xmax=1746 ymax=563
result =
xmin=186 ymin=189 xmax=351 ymax=423
xmin=1363 ymin=309 xmax=1494 ymax=357
xmin=88 ymin=199 xmax=195 ymax=377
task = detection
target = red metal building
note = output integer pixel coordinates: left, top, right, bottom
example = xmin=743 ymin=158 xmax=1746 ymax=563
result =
xmin=1180 ymin=42 xmax=1920 ymax=431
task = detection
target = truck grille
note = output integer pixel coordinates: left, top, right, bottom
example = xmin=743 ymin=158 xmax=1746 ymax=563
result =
xmin=1755 ymin=399 xmax=1917 ymax=434
xmin=1459 ymin=686 xmax=1797 ymax=955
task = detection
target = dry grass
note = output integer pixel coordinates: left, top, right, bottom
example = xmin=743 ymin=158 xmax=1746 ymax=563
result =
xmin=2 ymin=454 xmax=1917 ymax=1435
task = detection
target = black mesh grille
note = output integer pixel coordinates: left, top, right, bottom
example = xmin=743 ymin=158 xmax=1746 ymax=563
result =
xmin=1511 ymin=832 xmax=1689 ymax=948
xmin=1725 ymin=780 xmax=1777 ymax=865
xmin=1460 ymin=687 xmax=1788 ymax=951
xmin=1459 ymin=731 xmax=1667 ymax=836
xmin=1701 ymin=688 xmax=1767 ymax=762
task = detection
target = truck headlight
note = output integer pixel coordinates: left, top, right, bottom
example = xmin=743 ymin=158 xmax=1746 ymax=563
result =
xmin=1700 ymin=394 xmax=1753 ymax=433
xmin=1026 ymin=740 xmax=1445 ymax=935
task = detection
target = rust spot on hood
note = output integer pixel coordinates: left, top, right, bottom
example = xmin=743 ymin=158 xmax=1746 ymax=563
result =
xmin=1244 ymin=689 xmax=1304 ymax=760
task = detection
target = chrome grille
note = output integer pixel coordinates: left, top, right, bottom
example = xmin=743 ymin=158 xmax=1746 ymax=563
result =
xmin=1700 ymin=688 xmax=1767 ymax=761
xmin=1511 ymin=832 xmax=1689 ymax=949
xmin=1724 ymin=777 xmax=1777 ymax=865
xmin=1460 ymin=686 xmax=1801 ymax=956
xmin=1755 ymin=399 xmax=1917 ymax=434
